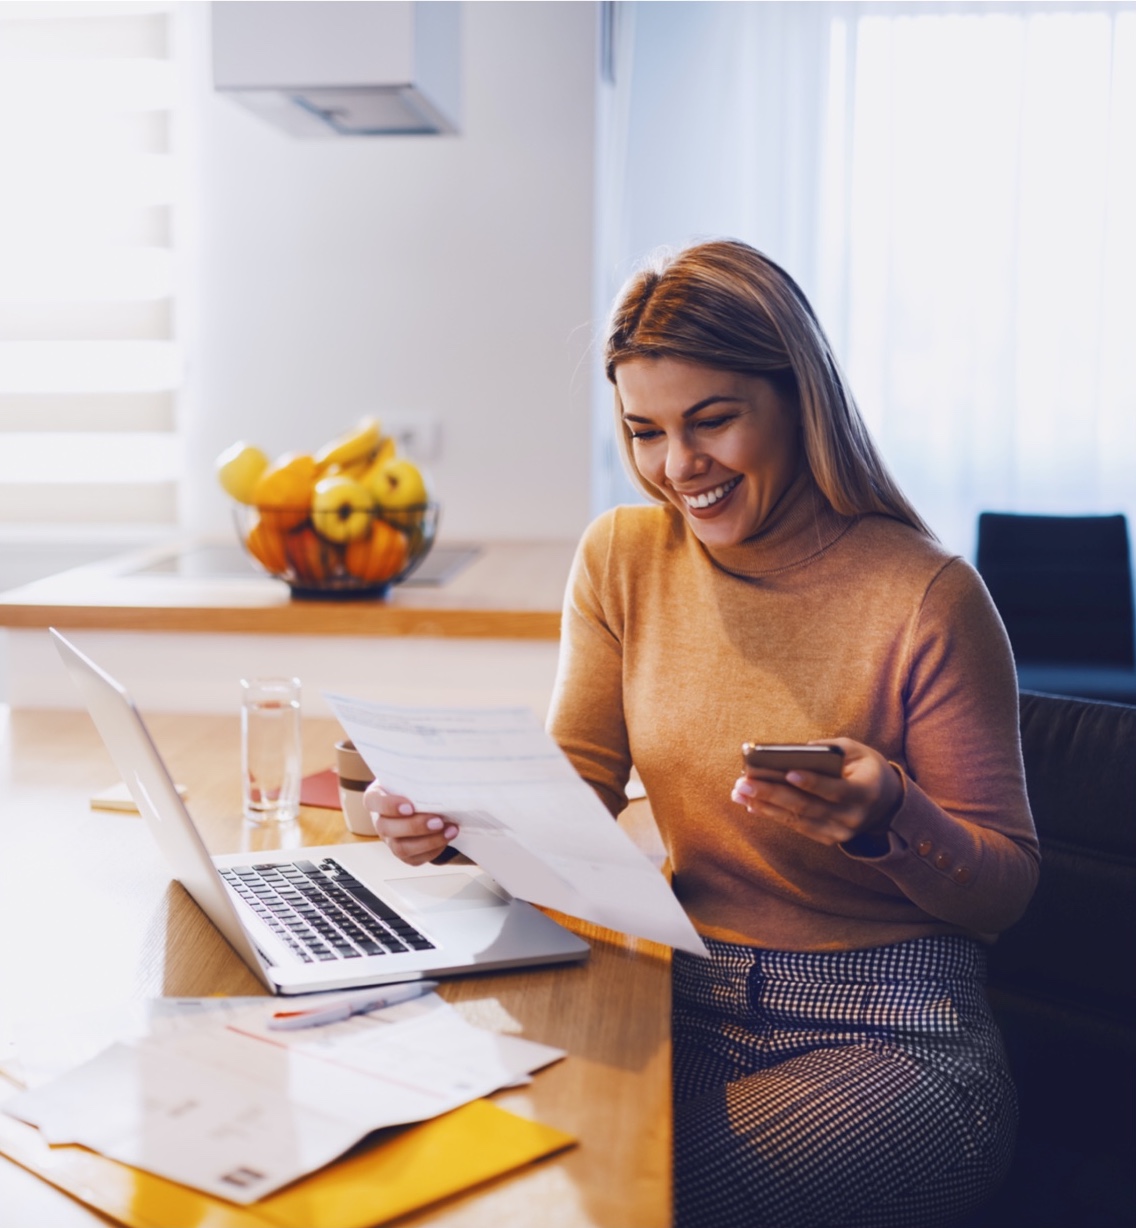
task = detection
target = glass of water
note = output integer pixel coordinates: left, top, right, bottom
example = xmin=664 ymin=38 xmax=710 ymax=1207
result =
xmin=240 ymin=676 xmax=302 ymax=823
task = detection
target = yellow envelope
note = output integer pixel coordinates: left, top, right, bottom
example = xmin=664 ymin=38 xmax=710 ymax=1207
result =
xmin=0 ymin=1099 xmax=575 ymax=1228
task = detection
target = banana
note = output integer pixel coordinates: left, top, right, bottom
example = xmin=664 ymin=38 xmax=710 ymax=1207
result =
xmin=314 ymin=416 xmax=383 ymax=472
xmin=357 ymin=435 xmax=398 ymax=484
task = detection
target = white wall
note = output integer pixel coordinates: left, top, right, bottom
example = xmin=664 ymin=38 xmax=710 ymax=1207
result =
xmin=180 ymin=2 xmax=598 ymax=543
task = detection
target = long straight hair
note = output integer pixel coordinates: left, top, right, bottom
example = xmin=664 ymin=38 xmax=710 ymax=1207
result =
xmin=604 ymin=240 xmax=933 ymax=537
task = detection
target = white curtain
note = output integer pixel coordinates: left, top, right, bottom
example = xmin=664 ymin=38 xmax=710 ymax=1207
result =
xmin=596 ymin=1 xmax=1136 ymax=561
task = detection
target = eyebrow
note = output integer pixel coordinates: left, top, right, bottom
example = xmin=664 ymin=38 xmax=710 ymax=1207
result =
xmin=621 ymin=395 xmax=743 ymax=424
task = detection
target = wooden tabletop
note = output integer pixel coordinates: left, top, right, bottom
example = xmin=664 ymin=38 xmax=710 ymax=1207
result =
xmin=0 ymin=538 xmax=578 ymax=640
xmin=0 ymin=708 xmax=671 ymax=1228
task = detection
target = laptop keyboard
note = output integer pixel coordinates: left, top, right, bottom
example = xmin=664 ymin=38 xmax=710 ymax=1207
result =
xmin=219 ymin=857 xmax=435 ymax=964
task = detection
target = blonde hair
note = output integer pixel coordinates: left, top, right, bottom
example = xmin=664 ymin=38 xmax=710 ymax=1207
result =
xmin=605 ymin=240 xmax=932 ymax=536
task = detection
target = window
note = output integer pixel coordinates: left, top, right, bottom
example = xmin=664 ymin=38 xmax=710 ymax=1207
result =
xmin=597 ymin=1 xmax=1136 ymax=559
xmin=825 ymin=2 xmax=1136 ymax=554
xmin=0 ymin=1 xmax=184 ymax=550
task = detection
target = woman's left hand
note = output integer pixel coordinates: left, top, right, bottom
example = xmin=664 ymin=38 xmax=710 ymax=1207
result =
xmin=731 ymin=737 xmax=903 ymax=847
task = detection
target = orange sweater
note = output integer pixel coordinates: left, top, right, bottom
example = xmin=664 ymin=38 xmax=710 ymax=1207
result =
xmin=547 ymin=474 xmax=1040 ymax=951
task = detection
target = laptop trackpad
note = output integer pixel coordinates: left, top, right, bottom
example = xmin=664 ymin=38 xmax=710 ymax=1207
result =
xmin=386 ymin=873 xmax=509 ymax=913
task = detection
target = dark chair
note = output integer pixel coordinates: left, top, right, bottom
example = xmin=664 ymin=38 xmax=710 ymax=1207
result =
xmin=976 ymin=512 xmax=1136 ymax=703
xmin=967 ymin=690 xmax=1136 ymax=1227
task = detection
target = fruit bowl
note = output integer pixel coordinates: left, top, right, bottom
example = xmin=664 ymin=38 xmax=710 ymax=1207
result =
xmin=234 ymin=502 xmax=439 ymax=598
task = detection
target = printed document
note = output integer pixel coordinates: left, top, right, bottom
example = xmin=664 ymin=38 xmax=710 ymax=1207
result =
xmin=5 ymin=992 xmax=563 ymax=1204
xmin=324 ymin=695 xmax=708 ymax=956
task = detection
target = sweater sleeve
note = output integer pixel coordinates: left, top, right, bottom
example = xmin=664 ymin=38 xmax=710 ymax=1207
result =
xmin=546 ymin=512 xmax=632 ymax=817
xmin=841 ymin=557 xmax=1040 ymax=935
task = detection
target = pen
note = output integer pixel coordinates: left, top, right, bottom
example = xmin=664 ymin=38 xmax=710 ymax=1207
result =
xmin=267 ymin=980 xmax=440 ymax=1031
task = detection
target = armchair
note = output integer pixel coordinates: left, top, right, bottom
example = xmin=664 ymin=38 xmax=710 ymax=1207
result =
xmin=968 ymin=690 xmax=1136 ymax=1226
xmin=975 ymin=512 xmax=1136 ymax=703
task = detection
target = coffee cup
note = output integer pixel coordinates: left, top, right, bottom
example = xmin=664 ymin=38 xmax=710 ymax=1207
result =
xmin=335 ymin=740 xmax=377 ymax=836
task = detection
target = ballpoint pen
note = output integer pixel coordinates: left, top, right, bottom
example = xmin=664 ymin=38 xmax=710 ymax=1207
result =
xmin=267 ymin=980 xmax=440 ymax=1031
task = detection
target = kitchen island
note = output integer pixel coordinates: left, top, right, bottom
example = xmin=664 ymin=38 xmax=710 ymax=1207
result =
xmin=0 ymin=538 xmax=577 ymax=714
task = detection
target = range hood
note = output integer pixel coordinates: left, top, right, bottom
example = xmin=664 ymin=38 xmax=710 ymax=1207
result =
xmin=212 ymin=1 xmax=461 ymax=137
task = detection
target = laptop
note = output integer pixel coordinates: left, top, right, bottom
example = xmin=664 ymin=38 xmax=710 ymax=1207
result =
xmin=51 ymin=629 xmax=590 ymax=996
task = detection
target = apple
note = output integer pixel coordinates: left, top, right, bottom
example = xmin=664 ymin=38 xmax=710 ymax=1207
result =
xmin=367 ymin=457 xmax=428 ymax=510
xmin=310 ymin=475 xmax=374 ymax=543
xmin=215 ymin=441 xmax=269 ymax=505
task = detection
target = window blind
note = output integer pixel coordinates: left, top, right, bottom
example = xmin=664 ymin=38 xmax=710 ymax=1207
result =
xmin=0 ymin=1 xmax=181 ymax=532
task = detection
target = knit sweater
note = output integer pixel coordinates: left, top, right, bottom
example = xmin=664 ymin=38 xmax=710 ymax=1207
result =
xmin=547 ymin=472 xmax=1040 ymax=951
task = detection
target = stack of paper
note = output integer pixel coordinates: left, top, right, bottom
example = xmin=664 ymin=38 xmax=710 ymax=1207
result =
xmin=3 ymin=992 xmax=566 ymax=1205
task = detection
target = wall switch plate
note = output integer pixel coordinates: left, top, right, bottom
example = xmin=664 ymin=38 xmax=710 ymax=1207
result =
xmin=382 ymin=413 xmax=442 ymax=464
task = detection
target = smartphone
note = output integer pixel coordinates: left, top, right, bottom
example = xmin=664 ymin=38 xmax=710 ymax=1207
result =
xmin=741 ymin=742 xmax=845 ymax=778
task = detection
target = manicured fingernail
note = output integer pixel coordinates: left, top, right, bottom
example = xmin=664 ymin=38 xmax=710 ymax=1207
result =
xmin=736 ymin=779 xmax=756 ymax=797
xmin=426 ymin=817 xmax=444 ymax=831
xmin=443 ymin=825 xmax=459 ymax=839
xmin=398 ymin=803 xmax=414 ymax=816
xmin=786 ymin=772 xmax=804 ymax=785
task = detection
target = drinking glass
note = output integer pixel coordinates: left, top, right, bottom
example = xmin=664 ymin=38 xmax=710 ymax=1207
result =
xmin=240 ymin=676 xmax=302 ymax=823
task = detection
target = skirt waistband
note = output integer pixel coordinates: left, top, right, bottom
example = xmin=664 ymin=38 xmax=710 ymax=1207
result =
xmin=689 ymin=933 xmax=986 ymax=985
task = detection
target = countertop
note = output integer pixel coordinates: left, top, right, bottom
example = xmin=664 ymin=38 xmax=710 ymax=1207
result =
xmin=0 ymin=538 xmax=577 ymax=639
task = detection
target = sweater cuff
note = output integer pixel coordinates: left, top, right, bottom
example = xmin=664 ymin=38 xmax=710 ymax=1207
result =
xmin=840 ymin=768 xmax=982 ymax=889
xmin=840 ymin=760 xmax=905 ymax=858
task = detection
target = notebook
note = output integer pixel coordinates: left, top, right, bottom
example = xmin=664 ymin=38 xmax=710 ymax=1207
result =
xmin=51 ymin=629 xmax=590 ymax=996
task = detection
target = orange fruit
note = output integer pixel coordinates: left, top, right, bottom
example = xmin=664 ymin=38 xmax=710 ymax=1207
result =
xmin=344 ymin=519 xmax=409 ymax=585
xmin=244 ymin=514 xmax=289 ymax=574
xmin=284 ymin=525 xmax=330 ymax=586
xmin=251 ymin=453 xmax=317 ymax=532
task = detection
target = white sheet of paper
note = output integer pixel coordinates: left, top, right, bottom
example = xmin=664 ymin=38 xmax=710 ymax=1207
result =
xmin=324 ymin=695 xmax=708 ymax=956
xmin=2 ymin=997 xmax=271 ymax=1089
xmin=4 ymin=993 xmax=565 ymax=1204
xmin=222 ymin=992 xmax=564 ymax=1092
xmin=10 ymin=1038 xmax=364 ymax=1200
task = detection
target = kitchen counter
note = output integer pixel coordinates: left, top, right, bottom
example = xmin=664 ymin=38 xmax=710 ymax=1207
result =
xmin=0 ymin=537 xmax=576 ymax=639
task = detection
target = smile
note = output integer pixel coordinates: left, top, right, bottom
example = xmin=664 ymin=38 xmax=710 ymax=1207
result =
xmin=680 ymin=475 xmax=742 ymax=509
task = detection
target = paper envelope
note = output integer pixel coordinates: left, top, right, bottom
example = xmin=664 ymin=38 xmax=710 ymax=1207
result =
xmin=0 ymin=1096 xmax=575 ymax=1228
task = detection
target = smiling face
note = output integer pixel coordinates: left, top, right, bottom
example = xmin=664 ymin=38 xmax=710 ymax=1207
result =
xmin=615 ymin=356 xmax=803 ymax=550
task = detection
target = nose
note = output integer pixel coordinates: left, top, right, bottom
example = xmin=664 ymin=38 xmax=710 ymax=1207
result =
xmin=664 ymin=433 xmax=707 ymax=485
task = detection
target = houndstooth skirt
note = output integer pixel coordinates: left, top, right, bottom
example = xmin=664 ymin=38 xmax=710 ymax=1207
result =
xmin=672 ymin=934 xmax=1017 ymax=1228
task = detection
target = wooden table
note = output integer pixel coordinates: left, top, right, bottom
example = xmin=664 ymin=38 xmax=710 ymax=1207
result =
xmin=0 ymin=709 xmax=671 ymax=1228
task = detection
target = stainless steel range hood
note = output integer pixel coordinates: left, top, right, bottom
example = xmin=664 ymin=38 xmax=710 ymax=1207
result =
xmin=212 ymin=1 xmax=461 ymax=138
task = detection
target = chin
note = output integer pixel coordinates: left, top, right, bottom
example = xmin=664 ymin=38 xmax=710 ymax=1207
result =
xmin=683 ymin=513 xmax=748 ymax=550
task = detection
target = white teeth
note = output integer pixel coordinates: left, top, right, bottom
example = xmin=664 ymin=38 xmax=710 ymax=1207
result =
xmin=683 ymin=475 xmax=740 ymax=509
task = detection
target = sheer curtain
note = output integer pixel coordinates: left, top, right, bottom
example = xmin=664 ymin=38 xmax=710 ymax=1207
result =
xmin=596 ymin=1 xmax=1136 ymax=560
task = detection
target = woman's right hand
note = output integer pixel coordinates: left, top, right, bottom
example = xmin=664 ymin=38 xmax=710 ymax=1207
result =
xmin=363 ymin=781 xmax=459 ymax=866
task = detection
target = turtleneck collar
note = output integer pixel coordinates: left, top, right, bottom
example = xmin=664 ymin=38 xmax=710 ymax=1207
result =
xmin=692 ymin=468 xmax=855 ymax=578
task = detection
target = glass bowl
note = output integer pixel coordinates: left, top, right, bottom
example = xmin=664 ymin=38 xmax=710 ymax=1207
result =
xmin=234 ymin=502 xmax=439 ymax=598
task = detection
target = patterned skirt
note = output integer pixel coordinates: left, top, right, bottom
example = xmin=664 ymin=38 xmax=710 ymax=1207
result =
xmin=672 ymin=934 xmax=1016 ymax=1228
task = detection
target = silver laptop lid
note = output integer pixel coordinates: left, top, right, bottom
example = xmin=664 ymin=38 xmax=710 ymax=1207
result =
xmin=50 ymin=628 xmax=276 ymax=992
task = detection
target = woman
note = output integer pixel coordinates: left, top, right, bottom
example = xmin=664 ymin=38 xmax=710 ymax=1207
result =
xmin=368 ymin=240 xmax=1039 ymax=1227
